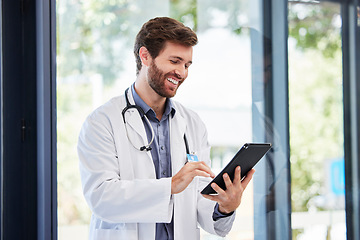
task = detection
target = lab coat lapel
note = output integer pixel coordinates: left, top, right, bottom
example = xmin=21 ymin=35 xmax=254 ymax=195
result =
xmin=170 ymin=110 xmax=199 ymax=240
xmin=170 ymin=111 xmax=187 ymax=175
xmin=125 ymin=110 xmax=148 ymax=142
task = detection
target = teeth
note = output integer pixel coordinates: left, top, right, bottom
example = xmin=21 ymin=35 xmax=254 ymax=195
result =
xmin=167 ymin=78 xmax=179 ymax=85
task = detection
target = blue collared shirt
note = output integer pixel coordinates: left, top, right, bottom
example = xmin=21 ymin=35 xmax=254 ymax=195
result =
xmin=131 ymin=85 xmax=175 ymax=239
xmin=131 ymin=84 xmax=232 ymax=240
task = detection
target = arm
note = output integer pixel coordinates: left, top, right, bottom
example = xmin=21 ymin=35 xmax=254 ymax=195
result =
xmin=202 ymin=167 xmax=255 ymax=236
xmin=187 ymin=114 xmax=254 ymax=236
xmin=78 ymin=114 xmax=173 ymax=223
xmin=202 ymin=167 xmax=255 ymax=214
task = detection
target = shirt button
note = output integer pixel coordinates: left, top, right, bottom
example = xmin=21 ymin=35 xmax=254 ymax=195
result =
xmin=162 ymin=171 xmax=166 ymax=176
xmin=161 ymin=146 xmax=164 ymax=150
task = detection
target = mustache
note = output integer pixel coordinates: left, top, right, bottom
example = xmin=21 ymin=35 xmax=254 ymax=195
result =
xmin=166 ymin=72 xmax=183 ymax=81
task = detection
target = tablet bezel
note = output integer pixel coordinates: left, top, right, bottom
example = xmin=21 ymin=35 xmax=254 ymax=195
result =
xmin=201 ymin=143 xmax=271 ymax=195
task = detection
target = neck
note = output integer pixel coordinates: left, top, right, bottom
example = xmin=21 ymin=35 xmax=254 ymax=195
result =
xmin=134 ymin=74 xmax=166 ymax=120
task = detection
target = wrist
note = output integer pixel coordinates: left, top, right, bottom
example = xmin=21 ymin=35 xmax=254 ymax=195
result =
xmin=218 ymin=205 xmax=234 ymax=215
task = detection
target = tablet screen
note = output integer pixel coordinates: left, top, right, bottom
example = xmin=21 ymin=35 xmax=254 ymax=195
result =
xmin=201 ymin=143 xmax=271 ymax=195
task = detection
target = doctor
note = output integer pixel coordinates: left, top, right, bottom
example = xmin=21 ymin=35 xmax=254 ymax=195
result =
xmin=78 ymin=17 xmax=255 ymax=240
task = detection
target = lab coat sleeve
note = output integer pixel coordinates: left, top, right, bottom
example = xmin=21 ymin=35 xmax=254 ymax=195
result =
xmin=78 ymin=113 xmax=173 ymax=224
xmin=213 ymin=208 xmax=236 ymax=236
xmin=197 ymin=178 xmax=236 ymax=237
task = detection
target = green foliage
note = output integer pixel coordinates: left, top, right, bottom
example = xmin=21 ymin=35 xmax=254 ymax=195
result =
xmin=57 ymin=83 xmax=93 ymax=224
xmin=288 ymin=2 xmax=343 ymax=213
xmin=288 ymin=2 xmax=342 ymax=58
xmin=170 ymin=0 xmax=198 ymax=31
xmin=170 ymin=0 xmax=246 ymax=35
xmin=57 ymin=0 xmax=139 ymax=85
xmin=289 ymin=49 xmax=343 ymax=212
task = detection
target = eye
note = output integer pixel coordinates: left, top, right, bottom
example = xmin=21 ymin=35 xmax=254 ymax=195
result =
xmin=170 ymin=60 xmax=179 ymax=64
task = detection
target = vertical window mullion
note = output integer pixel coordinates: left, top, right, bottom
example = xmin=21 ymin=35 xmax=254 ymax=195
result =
xmin=252 ymin=0 xmax=291 ymax=239
xmin=342 ymin=1 xmax=360 ymax=240
xmin=36 ymin=0 xmax=57 ymax=239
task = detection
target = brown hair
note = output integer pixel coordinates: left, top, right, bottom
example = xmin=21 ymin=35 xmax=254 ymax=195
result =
xmin=134 ymin=17 xmax=198 ymax=75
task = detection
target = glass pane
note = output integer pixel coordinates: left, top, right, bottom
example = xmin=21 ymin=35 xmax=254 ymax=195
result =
xmin=174 ymin=1 xmax=254 ymax=239
xmin=288 ymin=2 xmax=345 ymax=240
xmin=57 ymin=0 xmax=254 ymax=239
xmin=57 ymin=1 xmax=169 ymax=239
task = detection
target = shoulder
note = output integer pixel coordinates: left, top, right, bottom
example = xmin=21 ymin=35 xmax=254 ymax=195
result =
xmin=88 ymin=95 xmax=125 ymax=121
xmin=171 ymin=100 xmax=210 ymax=154
xmin=172 ymin=100 xmax=206 ymax=129
xmin=82 ymin=95 xmax=126 ymax=131
xmin=172 ymin=100 xmax=200 ymax=119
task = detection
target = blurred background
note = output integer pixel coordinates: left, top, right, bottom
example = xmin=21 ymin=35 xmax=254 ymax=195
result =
xmin=57 ymin=0 xmax=344 ymax=239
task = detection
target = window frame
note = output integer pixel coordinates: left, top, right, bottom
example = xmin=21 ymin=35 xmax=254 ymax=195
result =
xmin=0 ymin=0 xmax=57 ymax=239
xmin=1 ymin=0 xmax=359 ymax=239
xmin=342 ymin=1 xmax=360 ymax=240
xmin=252 ymin=0 xmax=291 ymax=239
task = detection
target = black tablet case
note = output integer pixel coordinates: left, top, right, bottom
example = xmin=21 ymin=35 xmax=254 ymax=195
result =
xmin=201 ymin=143 xmax=271 ymax=195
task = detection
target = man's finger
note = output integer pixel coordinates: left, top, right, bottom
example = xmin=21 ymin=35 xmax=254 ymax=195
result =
xmin=199 ymin=161 xmax=215 ymax=178
xmin=241 ymin=169 xmax=256 ymax=189
xmin=223 ymin=173 xmax=233 ymax=191
xmin=211 ymin=182 xmax=226 ymax=195
xmin=188 ymin=161 xmax=215 ymax=178
xmin=194 ymin=169 xmax=212 ymax=178
xmin=233 ymin=166 xmax=241 ymax=185
xmin=201 ymin=193 xmax=218 ymax=201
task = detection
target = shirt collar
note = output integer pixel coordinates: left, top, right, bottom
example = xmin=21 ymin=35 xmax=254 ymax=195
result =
xmin=131 ymin=84 xmax=176 ymax=119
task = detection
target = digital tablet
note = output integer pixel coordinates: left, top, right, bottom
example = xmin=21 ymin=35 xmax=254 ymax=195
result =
xmin=201 ymin=143 xmax=272 ymax=195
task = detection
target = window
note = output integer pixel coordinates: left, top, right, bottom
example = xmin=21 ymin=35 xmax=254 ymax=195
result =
xmin=288 ymin=2 xmax=345 ymax=239
xmin=57 ymin=0 xmax=255 ymax=239
xmin=289 ymin=2 xmax=346 ymax=239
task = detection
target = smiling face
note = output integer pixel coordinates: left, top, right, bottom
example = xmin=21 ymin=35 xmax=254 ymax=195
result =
xmin=146 ymin=41 xmax=193 ymax=98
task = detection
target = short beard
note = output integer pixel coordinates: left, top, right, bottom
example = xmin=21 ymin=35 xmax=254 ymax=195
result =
xmin=147 ymin=60 xmax=176 ymax=98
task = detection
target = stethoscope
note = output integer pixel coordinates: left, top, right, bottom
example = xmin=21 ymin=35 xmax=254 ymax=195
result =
xmin=122 ymin=88 xmax=190 ymax=154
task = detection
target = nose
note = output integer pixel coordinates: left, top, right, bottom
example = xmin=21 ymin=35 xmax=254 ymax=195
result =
xmin=174 ymin=65 xmax=187 ymax=79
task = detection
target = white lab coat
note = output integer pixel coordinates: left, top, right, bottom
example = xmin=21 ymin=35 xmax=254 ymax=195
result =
xmin=78 ymin=89 xmax=235 ymax=240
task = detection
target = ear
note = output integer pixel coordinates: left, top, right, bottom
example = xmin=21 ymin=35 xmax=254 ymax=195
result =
xmin=139 ymin=46 xmax=151 ymax=67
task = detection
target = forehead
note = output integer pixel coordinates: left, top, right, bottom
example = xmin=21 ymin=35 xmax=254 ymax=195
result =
xmin=158 ymin=41 xmax=193 ymax=61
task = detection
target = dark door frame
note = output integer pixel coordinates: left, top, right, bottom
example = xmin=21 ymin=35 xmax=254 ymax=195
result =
xmin=0 ymin=0 xmax=57 ymax=239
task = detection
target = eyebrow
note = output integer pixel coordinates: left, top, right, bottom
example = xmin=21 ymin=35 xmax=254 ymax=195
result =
xmin=170 ymin=56 xmax=192 ymax=65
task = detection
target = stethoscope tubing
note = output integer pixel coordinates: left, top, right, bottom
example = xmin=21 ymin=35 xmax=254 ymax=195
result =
xmin=122 ymin=87 xmax=189 ymax=154
xmin=122 ymin=88 xmax=154 ymax=151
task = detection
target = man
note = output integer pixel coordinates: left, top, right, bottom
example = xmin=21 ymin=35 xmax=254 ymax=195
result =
xmin=78 ymin=17 xmax=255 ymax=240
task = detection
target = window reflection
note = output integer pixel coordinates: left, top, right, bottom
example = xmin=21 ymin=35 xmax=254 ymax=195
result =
xmin=251 ymin=28 xmax=291 ymax=239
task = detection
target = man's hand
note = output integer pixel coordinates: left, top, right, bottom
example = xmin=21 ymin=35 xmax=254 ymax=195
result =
xmin=172 ymin=161 xmax=215 ymax=194
xmin=201 ymin=166 xmax=255 ymax=214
